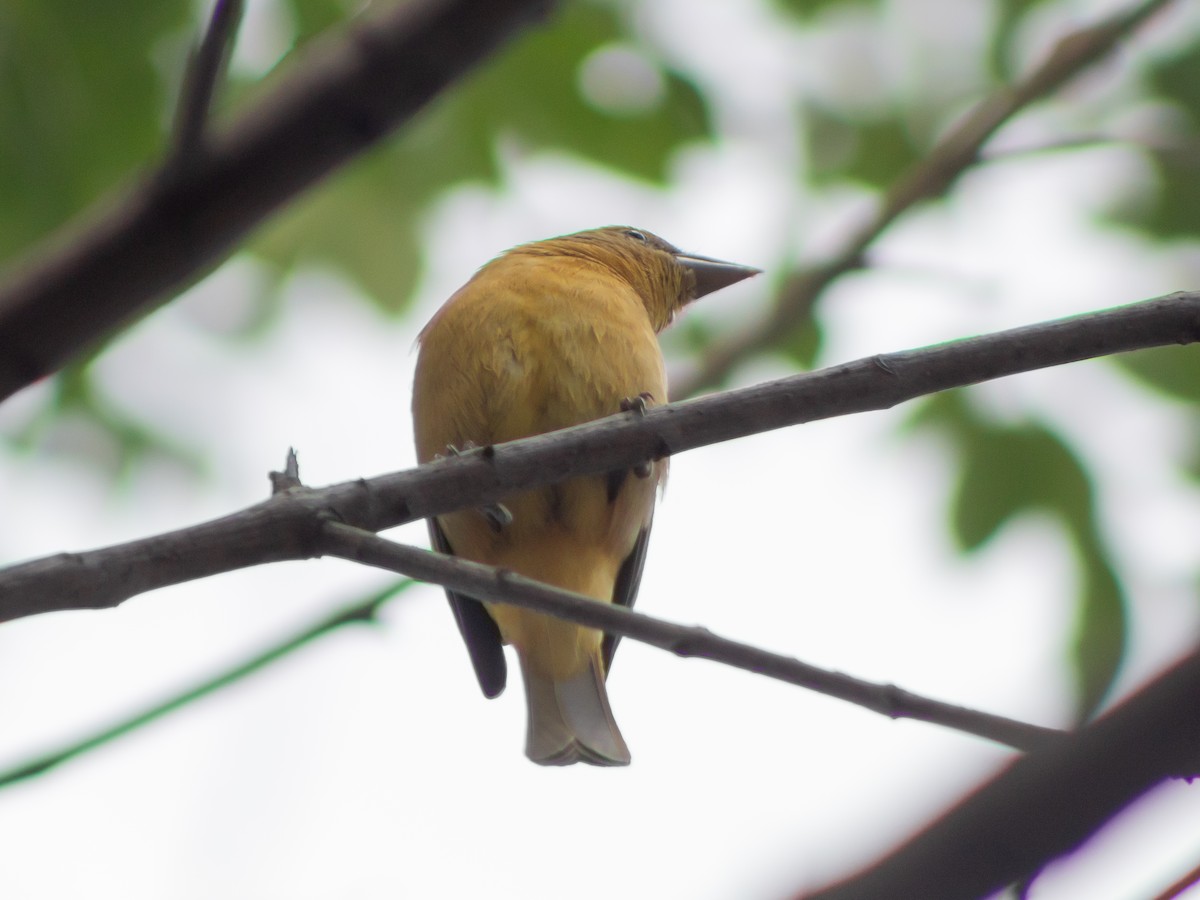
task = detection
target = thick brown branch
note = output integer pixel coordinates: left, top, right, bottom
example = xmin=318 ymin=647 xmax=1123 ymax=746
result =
xmin=0 ymin=292 xmax=1196 ymax=622
xmin=805 ymin=650 xmax=1200 ymax=899
xmin=676 ymin=0 xmax=1176 ymax=397
xmin=0 ymin=0 xmax=554 ymax=402
xmin=319 ymin=523 xmax=1061 ymax=752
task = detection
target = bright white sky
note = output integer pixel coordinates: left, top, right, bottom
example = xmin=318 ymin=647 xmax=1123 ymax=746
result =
xmin=2 ymin=1 xmax=1200 ymax=899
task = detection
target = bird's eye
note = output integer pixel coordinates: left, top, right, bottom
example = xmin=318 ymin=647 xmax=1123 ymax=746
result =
xmin=624 ymin=229 xmax=647 ymax=243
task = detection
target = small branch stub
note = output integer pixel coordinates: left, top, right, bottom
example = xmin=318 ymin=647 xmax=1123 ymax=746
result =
xmin=269 ymin=448 xmax=303 ymax=494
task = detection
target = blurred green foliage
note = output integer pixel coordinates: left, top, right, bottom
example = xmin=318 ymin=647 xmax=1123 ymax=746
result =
xmin=5 ymin=359 xmax=205 ymax=482
xmin=253 ymin=1 xmax=710 ymax=310
xmin=0 ymin=0 xmax=711 ymax=470
xmin=1117 ymin=45 xmax=1200 ymax=240
xmin=806 ymin=104 xmax=925 ymax=190
xmin=289 ymin=0 xmax=364 ymax=43
xmin=0 ymin=0 xmax=192 ymax=258
xmin=987 ymin=0 xmax=1055 ymax=78
xmin=1 ymin=0 xmax=1199 ymax=722
xmin=0 ymin=1 xmax=710 ymax=310
xmin=775 ymin=0 xmax=875 ymax=18
xmin=1116 ymin=343 xmax=1200 ymax=403
xmin=909 ymin=392 xmax=1127 ymax=720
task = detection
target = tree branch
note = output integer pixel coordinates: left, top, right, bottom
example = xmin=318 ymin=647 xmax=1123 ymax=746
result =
xmin=1152 ymin=858 xmax=1200 ymax=900
xmin=0 ymin=519 xmax=1057 ymax=790
xmin=675 ymin=0 xmax=1176 ymax=397
xmin=1 ymin=292 xmax=1196 ymax=622
xmin=168 ymin=0 xmax=245 ymax=172
xmin=0 ymin=0 xmax=555 ymax=402
xmin=318 ymin=522 xmax=1062 ymax=752
xmin=0 ymin=579 xmax=414 ymax=789
xmin=804 ymin=649 xmax=1200 ymax=899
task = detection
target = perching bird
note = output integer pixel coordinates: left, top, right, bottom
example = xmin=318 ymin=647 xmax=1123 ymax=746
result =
xmin=412 ymin=226 xmax=758 ymax=765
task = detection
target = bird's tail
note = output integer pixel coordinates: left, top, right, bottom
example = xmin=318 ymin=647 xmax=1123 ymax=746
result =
xmin=520 ymin=654 xmax=631 ymax=766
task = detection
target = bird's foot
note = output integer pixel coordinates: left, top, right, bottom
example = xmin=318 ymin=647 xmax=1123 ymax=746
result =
xmin=619 ymin=394 xmax=655 ymax=477
xmin=434 ymin=443 xmax=509 ymax=530
xmin=437 ymin=440 xmax=479 ymax=459
xmin=482 ymin=502 xmax=512 ymax=533
xmin=619 ymin=392 xmax=655 ymax=416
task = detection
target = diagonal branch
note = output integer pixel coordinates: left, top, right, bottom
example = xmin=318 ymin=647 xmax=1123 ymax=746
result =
xmin=0 ymin=524 xmax=1056 ymax=791
xmin=804 ymin=649 xmax=1200 ymax=899
xmin=1 ymin=292 xmax=1197 ymax=622
xmin=675 ymin=0 xmax=1176 ymax=397
xmin=1152 ymin=858 xmax=1200 ymax=900
xmin=319 ymin=522 xmax=1062 ymax=752
xmin=0 ymin=0 xmax=555 ymax=403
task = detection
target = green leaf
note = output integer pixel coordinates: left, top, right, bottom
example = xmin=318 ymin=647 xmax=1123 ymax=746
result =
xmin=1185 ymin=427 xmax=1200 ymax=482
xmin=779 ymin=314 xmax=823 ymax=370
xmin=251 ymin=1 xmax=714 ymax=312
xmin=1114 ymin=345 xmax=1200 ymax=403
xmin=908 ymin=392 xmax=1126 ymax=719
xmin=986 ymin=0 xmax=1054 ymax=79
xmin=1120 ymin=145 xmax=1200 ymax=240
xmin=911 ymin=395 xmax=1091 ymax=548
xmin=950 ymin=425 xmax=1089 ymax=552
xmin=951 ymin=429 xmax=1028 ymax=551
xmin=0 ymin=0 xmax=192 ymax=262
xmin=1108 ymin=44 xmax=1200 ymax=239
xmin=251 ymin=152 xmax=425 ymax=311
xmin=1147 ymin=41 xmax=1200 ymax=123
xmin=774 ymin=0 xmax=876 ymax=18
xmin=1071 ymin=547 xmax=1126 ymax=719
xmin=804 ymin=103 xmax=922 ymax=190
xmin=287 ymin=0 xmax=357 ymax=45
xmin=456 ymin=2 xmax=711 ymax=183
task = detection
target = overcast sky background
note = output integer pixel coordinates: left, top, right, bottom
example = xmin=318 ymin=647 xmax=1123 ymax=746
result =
xmin=2 ymin=1 xmax=1200 ymax=898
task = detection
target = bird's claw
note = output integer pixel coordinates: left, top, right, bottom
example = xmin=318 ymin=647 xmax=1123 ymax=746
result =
xmin=434 ymin=440 xmax=486 ymax=462
xmin=482 ymin=503 xmax=512 ymax=532
xmin=620 ymin=392 xmax=655 ymax=416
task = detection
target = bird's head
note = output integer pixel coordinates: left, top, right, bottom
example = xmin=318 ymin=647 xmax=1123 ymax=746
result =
xmin=512 ymin=226 xmax=760 ymax=332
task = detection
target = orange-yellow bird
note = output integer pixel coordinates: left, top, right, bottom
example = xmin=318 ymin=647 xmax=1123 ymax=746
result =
xmin=412 ymin=226 xmax=758 ymax=765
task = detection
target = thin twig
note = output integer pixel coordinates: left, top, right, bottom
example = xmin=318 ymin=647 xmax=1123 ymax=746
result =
xmin=1 ymin=292 xmax=1197 ymax=623
xmin=0 ymin=517 xmax=1051 ymax=791
xmin=675 ymin=0 xmax=1176 ymax=397
xmin=0 ymin=0 xmax=555 ymax=402
xmin=169 ymin=0 xmax=245 ymax=172
xmin=269 ymin=447 xmax=303 ymax=493
xmin=0 ymin=579 xmax=413 ymax=790
xmin=319 ymin=522 xmax=1062 ymax=752
xmin=0 ymin=292 xmax=1191 ymax=784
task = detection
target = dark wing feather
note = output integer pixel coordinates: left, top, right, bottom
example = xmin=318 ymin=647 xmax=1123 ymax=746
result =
xmin=605 ymin=469 xmax=627 ymax=503
xmin=602 ymin=518 xmax=653 ymax=675
xmin=429 ymin=519 xmax=507 ymax=698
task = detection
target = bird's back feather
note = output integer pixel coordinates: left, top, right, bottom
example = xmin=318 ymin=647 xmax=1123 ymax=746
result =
xmin=412 ymin=248 xmax=667 ymax=765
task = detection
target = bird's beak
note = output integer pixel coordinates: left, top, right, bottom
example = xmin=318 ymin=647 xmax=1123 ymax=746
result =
xmin=676 ymin=253 xmax=761 ymax=299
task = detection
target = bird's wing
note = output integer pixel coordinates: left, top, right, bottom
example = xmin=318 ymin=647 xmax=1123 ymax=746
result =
xmin=601 ymin=516 xmax=653 ymax=675
xmin=429 ymin=519 xmax=507 ymax=698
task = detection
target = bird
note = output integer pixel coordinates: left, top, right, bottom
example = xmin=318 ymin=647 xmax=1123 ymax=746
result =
xmin=411 ymin=226 xmax=759 ymax=765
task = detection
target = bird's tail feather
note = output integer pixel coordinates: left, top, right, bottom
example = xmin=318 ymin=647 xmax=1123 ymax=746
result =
xmin=520 ymin=655 xmax=631 ymax=766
